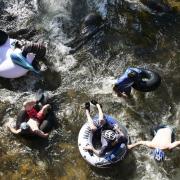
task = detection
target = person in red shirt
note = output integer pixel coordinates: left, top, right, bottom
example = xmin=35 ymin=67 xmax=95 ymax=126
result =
xmin=8 ymin=99 xmax=51 ymax=138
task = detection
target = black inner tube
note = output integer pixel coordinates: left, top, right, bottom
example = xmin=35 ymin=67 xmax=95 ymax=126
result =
xmin=132 ymin=69 xmax=161 ymax=92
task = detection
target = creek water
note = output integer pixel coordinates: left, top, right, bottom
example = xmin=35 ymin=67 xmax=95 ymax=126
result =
xmin=0 ymin=0 xmax=180 ymax=179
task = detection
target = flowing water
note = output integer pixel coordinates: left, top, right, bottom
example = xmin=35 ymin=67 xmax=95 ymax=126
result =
xmin=0 ymin=0 xmax=180 ymax=179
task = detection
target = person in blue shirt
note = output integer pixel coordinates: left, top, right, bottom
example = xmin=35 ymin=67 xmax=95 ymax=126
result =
xmin=113 ymin=67 xmax=142 ymax=98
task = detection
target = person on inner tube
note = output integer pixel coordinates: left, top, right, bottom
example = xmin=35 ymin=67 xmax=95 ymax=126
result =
xmin=113 ymin=67 xmax=142 ymax=98
xmin=128 ymin=125 xmax=180 ymax=162
xmin=83 ymin=129 xmax=128 ymax=157
xmin=83 ymin=100 xmax=127 ymax=156
xmin=0 ymin=29 xmax=46 ymax=71
xmin=84 ymin=100 xmax=121 ymax=132
xmin=8 ymin=96 xmax=51 ymax=138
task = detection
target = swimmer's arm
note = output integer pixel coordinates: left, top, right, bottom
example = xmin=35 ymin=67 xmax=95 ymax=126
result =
xmin=91 ymin=147 xmax=102 ymax=156
xmin=34 ymin=130 xmax=49 ymax=138
xmin=8 ymin=126 xmax=21 ymax=134
xmin=83 ymin=145 xmax=105 ymax=157
xmin=168 ymin=141 xmax=180 ymax=149
xmin=128 ymin=141 xmax=153 ymax=149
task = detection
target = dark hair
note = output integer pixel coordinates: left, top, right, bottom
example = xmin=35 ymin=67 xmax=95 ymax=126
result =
xmin=0 ymin=30 xmax=8 ymax=46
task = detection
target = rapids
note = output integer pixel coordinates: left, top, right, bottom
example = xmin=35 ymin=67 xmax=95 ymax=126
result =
xmin=0 ymin=0 xmax=180 ymax=179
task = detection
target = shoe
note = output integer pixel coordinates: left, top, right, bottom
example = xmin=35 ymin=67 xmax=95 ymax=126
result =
xmin=91 ymin=100 xmax=98 ymax=105
xmin=85 ymin=102 xmax=90 ymax=111
xmin=91 ymin=100 xmax=102 ymax=108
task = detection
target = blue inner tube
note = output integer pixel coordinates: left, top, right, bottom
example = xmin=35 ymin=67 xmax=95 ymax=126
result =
xmin=132 ymin=69 xmax=161 ymax=92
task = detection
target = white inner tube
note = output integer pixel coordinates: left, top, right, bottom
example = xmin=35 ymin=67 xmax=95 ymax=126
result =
xmin=78 ymin=122 xmax=128 ymax=168
xmin=0 ymin=38 xmax=35 ymax=78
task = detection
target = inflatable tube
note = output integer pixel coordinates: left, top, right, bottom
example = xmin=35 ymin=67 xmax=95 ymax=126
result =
xmin=10 ymin=53 xmax=39 ymax=74
xmin=16 ymin=109 xmax=54 ymax=135
xmin=132 ymin=69 xmax=161 ymax=92
xmin=0 ymin=38 xmax=35 ymax=78
xmin=78 ymin=119 xmax=129 ymax=168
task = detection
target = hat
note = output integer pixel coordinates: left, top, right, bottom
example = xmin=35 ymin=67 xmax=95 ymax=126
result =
xmin=102 ymin=130 xmax=116 ymax=141
xmin=20 ymin=122 xmax=30 ymax=130
xmin=0 ymin=30 xmax=8 ymax=46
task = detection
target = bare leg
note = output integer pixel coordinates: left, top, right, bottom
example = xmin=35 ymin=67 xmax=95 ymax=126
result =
xmin=38 ymin=104 xmax=51 ymax=116
xmin=85 ymin=105 xmax=97 ymax=131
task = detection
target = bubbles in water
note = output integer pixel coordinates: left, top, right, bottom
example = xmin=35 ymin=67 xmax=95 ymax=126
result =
xmin=54 ymin=54 xmax=77 ymax=72
xmin=89 ymin=76 xmax=115 ymax=95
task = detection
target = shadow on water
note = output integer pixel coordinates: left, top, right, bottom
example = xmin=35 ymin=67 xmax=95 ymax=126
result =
xmin=0 ymin=68 xmax=61 ymax=91
xmin=90 ymin=152 xmax=137 ymax=180
xmin=71 ymin=0 xmax=88 ymax=21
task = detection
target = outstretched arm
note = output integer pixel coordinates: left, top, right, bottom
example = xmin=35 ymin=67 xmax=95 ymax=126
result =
xmin=83 ymin=145 xmax=104 ymax=157
xmin=8 ymin=126 xmax=21 ymax=134
xmin=169 ymin=141 xmax=180 ymax=149
xmin=128 ymin=141 xmax=153 ymax=149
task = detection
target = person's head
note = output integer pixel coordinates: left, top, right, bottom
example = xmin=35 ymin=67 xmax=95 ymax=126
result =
xmin=0 ymin=30 xmax=8 ymax=46
xmin=128 ymin=71 xmax=138 ymax=78
xmin=153 ymin=148 xmax=165 ymax=162
xmin=102 ymin=130 xmax=116 ymax=141
xmin=20 ymin=122 xmax=30 ymax=131
xmin=23 ymin=101 xmax=35 ymax=111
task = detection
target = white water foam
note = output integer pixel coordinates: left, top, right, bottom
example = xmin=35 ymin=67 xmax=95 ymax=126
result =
xmin=56 ymin=54 xmax=78 ymax=72
xmin=88 ymin=76 xmax=116 ymax=95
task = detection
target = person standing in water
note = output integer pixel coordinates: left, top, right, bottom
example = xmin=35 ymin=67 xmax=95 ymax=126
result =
xmin=128 ymin=125 xmax=180 ymax=161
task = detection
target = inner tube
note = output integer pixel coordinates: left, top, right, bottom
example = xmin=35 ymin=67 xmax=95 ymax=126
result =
xmin=78 ymin=119 xmax=129 ymax=168
xmin=0 ymin=38 xmax=35 ymax=78
xmin=132 ymin=69 xmax=161 ymax=92
xmin=16 ymin=94 xmax=55 ymax=136
xmin=16 ymin=109 xmax=54 ymax=136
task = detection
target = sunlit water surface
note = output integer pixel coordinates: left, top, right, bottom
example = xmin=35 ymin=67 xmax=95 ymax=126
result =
xmin=0 ymin=0 xmax=180 ymax=179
